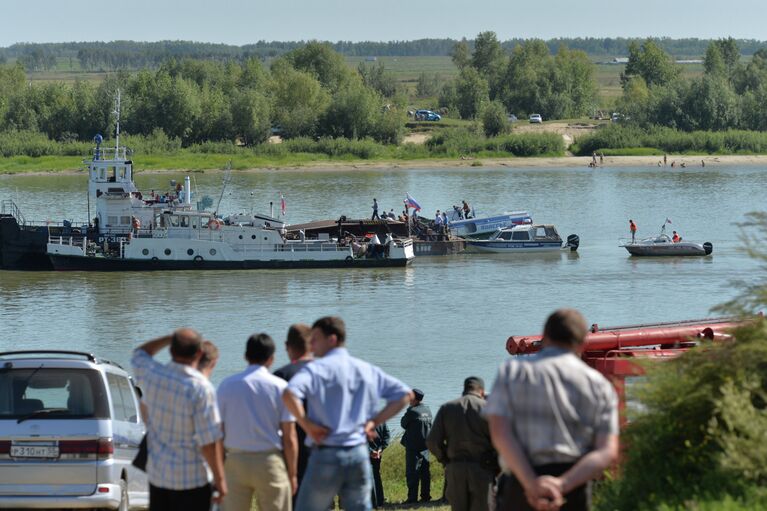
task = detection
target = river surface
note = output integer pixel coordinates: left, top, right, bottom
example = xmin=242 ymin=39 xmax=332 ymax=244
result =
xmin=0 ymin=164 xmax=764 ymax=414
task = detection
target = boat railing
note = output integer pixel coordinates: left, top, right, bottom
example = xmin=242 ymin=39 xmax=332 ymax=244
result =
xmin=1 ymin=200 xmax=26 ymax=225
xmin=88 ymin=145 xmax=128 ymax=162
xmin=48 ymin=234 xmax=87 ymax=249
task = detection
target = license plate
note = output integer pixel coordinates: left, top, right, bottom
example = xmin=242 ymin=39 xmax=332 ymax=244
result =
xmin=10 ymin=445 xmax=59 ymax=458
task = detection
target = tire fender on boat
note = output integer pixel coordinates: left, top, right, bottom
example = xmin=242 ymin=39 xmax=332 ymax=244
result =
xmin=345 ymin=256 xmax=354 ymax=264
xmin=193 ymin=255 xmax=204 ymax=263
xmin=208 ymin=219 xmax=221 ymax=230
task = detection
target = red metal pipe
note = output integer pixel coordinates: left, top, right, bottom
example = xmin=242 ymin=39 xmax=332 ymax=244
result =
xmin=506 ymin=319 xmax=740 ymax=355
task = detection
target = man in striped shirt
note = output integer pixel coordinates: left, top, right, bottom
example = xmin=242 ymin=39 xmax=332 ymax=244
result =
xmin=132 ymin=329 xmax=227 ymax=511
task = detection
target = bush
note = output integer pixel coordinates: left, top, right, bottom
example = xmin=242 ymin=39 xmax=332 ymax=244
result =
xmin=0 ymin=130 xmax=89 ymax=157
xmin=481 ymin=101 xmax=510 ymax=137
xmin=575 ymin=125 xmax=767 ymax=156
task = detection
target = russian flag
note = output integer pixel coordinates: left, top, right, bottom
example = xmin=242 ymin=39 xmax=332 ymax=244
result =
xmin=405 ymin=192 xmax=422 ymax=212
xmin=280 ymin=194 xmax=286 ymax=216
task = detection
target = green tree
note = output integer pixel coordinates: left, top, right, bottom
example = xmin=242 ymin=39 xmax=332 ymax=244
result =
xmin=272 ymin=63 xmax=329 ymax=138
xmin=622 ymin=40 xmax=680 ymax=88
xmin=704 ymin=43 xmax=727 ymax=77
xmin=455 ymin=67 xmax=489 ymax=119
xmin=320 ymin=77 xmax=380 ymax=139
xmin=682 ymin=76 xmax=740 ymax=131
xmin=481 ymin=100 xmax=509 ymax=137
xmin=357 ymin=62 xmax=398 ymax=98
xmin=415 ymin=72 xmax=442 ymax=98
xmin=450 ymin=39 xmax=471 ymax=70
xmin=284 ymin=42 xmax=350 ymax=90
xmin=230 ymin=89 xmax=270 ymax=145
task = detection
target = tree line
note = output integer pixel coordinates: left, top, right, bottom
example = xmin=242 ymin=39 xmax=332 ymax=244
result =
xmin=3 ymin=37 xmax=767 ymax=72
xmin=615 ymin=38 xmax=767 ymax=131
xmin=0 ymin=43 xmax=406 ymax=146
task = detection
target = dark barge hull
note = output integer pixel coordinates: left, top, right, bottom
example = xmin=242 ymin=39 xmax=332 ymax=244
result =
xmin=0 ymin=215 xmax=57 ymax=270
xmin=49 ymin=254 xmax=411 ymax=271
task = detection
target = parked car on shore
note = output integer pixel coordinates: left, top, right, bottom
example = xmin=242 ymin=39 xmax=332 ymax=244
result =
xmin=0 ymin=350 xmax=148 ymax=510
xmin=529 ymin=114 xmax=543 ymax=123
xmin=415 ymin=109 xmax=441 ymax=121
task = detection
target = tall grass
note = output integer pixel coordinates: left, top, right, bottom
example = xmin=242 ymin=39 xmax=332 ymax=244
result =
xmin=575 ymin=125 xmax=767 ymax=156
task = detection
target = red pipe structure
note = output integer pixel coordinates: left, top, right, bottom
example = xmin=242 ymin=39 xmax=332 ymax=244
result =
xmin=505 ymin=317 xmax=747 ymax=426
xmin=506 ymin=317 xmax=740 ymax=355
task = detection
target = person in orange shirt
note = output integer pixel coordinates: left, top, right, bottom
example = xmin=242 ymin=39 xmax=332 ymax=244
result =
xmin=629 ymin=219 xmax=637 ymax=243
xmin=672 ymin=231 xmax=680 ymax=243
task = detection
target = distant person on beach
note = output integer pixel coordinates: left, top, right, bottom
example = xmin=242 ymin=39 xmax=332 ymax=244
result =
xmin=131 ymin=329 xmax=226 ymax=511
xmin=591 ymin=152 xmax=597 ymax=165
xmin=599 ymin=152 xmax=604 ymax=164
xmin=680 ymin=162 xmax=686 ymax=168
xmin=274 ymin=324 xmax=314 ymax=504
xmin=427 ymin=377 xmax=497 ymax=511
xmin=217 ymin=333 xmax=298 ymax=511
xmin=663 ymin=154 xmax=667 ymax=166
xmin=372 ymin=198 xmax=380 ymax=220
xmin=671 ymin=161 xmax=676 ymax=168
xmin=629 ymin=220 xmax=637 ymax=243
xmin=701 ymin=160 xmax=705 ymax=167
xmin=401 ymin=388 xmax=433 ymax=504
xmin=369 ymin=422 xmax=391 ymax=508
xmin=282 ymin=316 xmax=412 ymax=511
xmin=485 ymin=309 xmax=620 ymax=511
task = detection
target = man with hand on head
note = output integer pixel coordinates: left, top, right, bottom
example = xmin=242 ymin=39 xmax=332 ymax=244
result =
xmin=282 ymin=316 xmax=413 ymax=511
xmin=131 ymin=329 xmax=226 ymax=511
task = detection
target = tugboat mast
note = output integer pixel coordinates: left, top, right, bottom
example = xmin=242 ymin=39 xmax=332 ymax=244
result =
xmin=113 ymin=89 xmax=121 ymax=155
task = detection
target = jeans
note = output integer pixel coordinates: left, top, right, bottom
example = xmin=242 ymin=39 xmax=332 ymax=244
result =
xmin=405 ymin=449 xmax=431 ymax=502
xmin=295 ymin=444 xmax=372 ymax=511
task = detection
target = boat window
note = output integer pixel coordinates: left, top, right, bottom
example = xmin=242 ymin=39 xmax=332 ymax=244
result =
xmin=107 ymin=216 xmax=118 ymax=226
xmin=180 ymin=216 xmax=189 ymax=228
xmin=169 ymin=216 xmax=180 ymax=227
xmin=117 ymin=167 xmax=126 ymax=180
xmin=535 ymin=227 xmax=547 ymax=238
xmin=512 ymin=231 xmax=530 ymax=241
xmin=99 ymin=168 xmax=106 ymax=180
xmin=191 ymin=217 xmax=198 ymax=229
xmin=107 ymin=166 xmax=116 ymax=182
xmin=498 ymin=231 xmax=512 ymax=240
xmin=120 ymin=216 xmax=131 ymax=225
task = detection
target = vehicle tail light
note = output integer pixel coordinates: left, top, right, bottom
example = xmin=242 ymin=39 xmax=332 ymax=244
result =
xmin=59 ymin=438 xmax=113 ymax=459
xmin=0 ymin=441 xmax=10 ymax=454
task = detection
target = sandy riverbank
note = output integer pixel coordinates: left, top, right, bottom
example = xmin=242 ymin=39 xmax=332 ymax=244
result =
xmin=3 ymin=154 xmax=767 ymax=176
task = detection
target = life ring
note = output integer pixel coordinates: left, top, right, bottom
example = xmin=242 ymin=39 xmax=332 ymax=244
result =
xmin=208 ymin=218 xmax=221 ymax=230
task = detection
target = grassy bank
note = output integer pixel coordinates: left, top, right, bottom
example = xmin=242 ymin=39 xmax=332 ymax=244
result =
xmin=0 ymin=129 xmax=565 ymax=174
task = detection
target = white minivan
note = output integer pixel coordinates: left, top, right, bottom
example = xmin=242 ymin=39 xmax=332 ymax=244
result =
xmin=0 ymin=350 xmax=148 ymax=509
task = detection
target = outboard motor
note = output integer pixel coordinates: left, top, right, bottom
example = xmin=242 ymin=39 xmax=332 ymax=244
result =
xmin=703 ymin=242 xmax=713 ymax=255
xmin=566 ymin=234 xmax=580 ymax=252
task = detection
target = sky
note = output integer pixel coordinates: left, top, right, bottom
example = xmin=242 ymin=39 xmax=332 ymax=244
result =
xmin=1 ymin=0 xmax=765 ymax=46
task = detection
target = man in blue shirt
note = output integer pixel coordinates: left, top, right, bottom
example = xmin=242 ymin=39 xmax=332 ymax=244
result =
xmin=283 ymin=316 xmax=412 ymax=511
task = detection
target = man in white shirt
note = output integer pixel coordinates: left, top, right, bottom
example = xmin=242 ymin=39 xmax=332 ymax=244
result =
xmin=218 ymin=333 xmax=299 ymax=511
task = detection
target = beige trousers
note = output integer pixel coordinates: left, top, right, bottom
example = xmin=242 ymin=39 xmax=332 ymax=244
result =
xmin=222 ymin=449 xmax=292 ymax=511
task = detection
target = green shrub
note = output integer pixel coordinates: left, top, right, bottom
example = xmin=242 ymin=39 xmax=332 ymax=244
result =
xmin=0 ymin=130 xmax=89 ymax=157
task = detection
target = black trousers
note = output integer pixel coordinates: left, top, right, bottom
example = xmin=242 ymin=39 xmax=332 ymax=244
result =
xmin=496 ymin=463 xmax=590 ymax=511
xmin=405 ymin=449 xmax=431 ymax=502
xmin=149 ymin=483 xmax=212 ymax=511
xmin=370 ymin=457 xmax=384 ymax=508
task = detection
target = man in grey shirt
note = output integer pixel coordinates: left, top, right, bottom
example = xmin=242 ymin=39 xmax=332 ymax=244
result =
xmin=484 ymin=309 xmax=619 ymax=511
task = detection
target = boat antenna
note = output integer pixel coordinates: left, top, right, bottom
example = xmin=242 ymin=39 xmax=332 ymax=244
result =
xmin=113 ymin=89 xmax=121 ymax=156
xmin=214 ymin=161 xmax=232 ymax=218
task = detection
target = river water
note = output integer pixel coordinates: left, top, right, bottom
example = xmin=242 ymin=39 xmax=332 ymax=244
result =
xmin=0 ymin=164 xmax=764 ymax=412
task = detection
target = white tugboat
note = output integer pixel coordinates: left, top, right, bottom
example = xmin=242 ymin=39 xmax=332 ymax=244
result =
xmin=47 ymin=209 xmax=413 ymax=270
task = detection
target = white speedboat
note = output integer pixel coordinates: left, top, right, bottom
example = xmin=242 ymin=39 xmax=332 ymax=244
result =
xmin=465 ymin=224 xmax=579 ymax=253
xmin=621 ymin=233 xmax=712 ymax=257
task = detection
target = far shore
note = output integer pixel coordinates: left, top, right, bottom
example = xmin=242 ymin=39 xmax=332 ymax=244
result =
xmin=2 ymin=154 xmax=767 ymax=176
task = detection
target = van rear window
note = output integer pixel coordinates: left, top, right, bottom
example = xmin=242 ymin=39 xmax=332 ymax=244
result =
xmin=0 ymin=368 xmax=109 ymax=419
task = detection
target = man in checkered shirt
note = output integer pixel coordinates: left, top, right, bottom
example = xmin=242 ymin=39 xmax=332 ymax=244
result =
xmin=485 ymin=309 xmax=619 ymax=511
xmin=132 ymin=328 xmax=227 ymax=511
